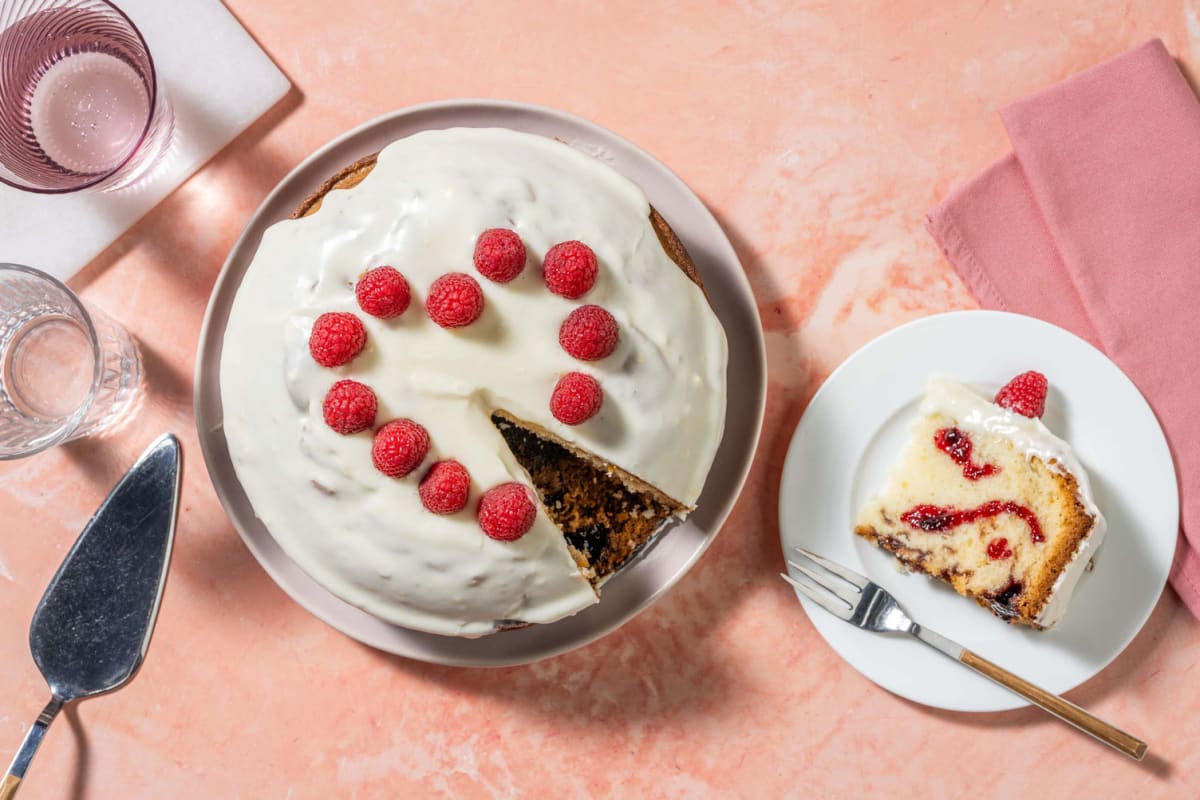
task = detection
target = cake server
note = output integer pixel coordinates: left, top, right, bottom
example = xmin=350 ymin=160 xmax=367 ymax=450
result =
xmin=782 ymin=546 xmax=1148 ymax=761
xmin=1 ymin=434 xmax=181 ymax=799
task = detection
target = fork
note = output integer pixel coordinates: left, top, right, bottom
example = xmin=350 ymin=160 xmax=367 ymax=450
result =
xmin=782 ymin=547 xmax=1147 ymax=761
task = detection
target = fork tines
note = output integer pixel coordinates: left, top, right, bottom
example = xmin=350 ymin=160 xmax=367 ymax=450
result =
xmin=781 ymin=547 xmax=869 ymax=617
xmin=792 ymin=547 xmax=869 ymax=588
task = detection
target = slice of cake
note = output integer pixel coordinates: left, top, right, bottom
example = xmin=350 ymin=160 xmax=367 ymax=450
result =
xmin=854 ymin=372 xmax=1105 ymax=629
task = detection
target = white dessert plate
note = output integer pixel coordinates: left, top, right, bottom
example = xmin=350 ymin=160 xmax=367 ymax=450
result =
xmin=778 ymin=310 xmax=1178 ymax=712
xmin=195 ymin=100 xmax=766 ymax=666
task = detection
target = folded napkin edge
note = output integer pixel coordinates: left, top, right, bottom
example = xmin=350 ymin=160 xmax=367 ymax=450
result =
xmin=926 ymin=195 xmax=1011 ymax=314
xmin=998 ymin=37 xmax=1169 ymax=125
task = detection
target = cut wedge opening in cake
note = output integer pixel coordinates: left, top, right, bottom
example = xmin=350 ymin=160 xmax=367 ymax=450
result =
xmin=492 ymin=411 xmax=687 ymax=586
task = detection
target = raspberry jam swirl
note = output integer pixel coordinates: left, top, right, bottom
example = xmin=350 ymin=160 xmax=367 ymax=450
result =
xmin=901 ymin=501 xmax=1045 ymax=543
xmin=934 ymin=427 xmax=999 ymax=480
xmin=986 ymin=537 xmax=1013 ymax=560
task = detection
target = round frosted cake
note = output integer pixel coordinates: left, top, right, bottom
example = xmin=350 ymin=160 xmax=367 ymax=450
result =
xmin=220 ymin=128 xmax=728 ymax=636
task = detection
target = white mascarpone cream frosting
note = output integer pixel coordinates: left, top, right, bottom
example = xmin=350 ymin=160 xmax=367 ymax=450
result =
xmin=220 ymin=128 xmax=728 ymax=637
xmin=922 ymin=377 xmax=1106 ymax=628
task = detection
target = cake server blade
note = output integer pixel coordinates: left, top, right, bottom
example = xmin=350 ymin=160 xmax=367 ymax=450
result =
xmin=1 ymin=434 xmax=181 ymax=799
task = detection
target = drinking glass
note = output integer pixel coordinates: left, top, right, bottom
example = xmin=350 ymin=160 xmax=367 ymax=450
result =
xmin=0 ymin=0 xmax=173 ymax=193
xmin=0 ymin=264 xmax=141 ymax=459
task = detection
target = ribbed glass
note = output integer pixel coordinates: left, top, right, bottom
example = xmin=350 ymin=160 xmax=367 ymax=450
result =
xmin=0 ymin=263 xmax=141 ymax=459
xmin=0 ymin=0 xmax=172 ymax=193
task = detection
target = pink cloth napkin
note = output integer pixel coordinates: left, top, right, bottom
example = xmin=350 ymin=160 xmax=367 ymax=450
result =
xmin=926 ymin=39 xmax=1200 ymax=619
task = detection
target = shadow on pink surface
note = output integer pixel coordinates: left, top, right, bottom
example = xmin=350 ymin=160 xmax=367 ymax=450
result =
xmin=1176 ymin=59 xmax=1200 ymax=99
xmin=356 ymin=506 xmax=766 ymax=731
xmin=706 ymin=206 xmax=814 ymax=577
xmin=137 ymin=340 xmax=192 ymax=418
xmin=63 ymin=705 xmax=89 ymax=800
xmin=357 ymin=599 xmax=748 ymax=732
xmin=59 ymin=340 xmax=190 ymax=492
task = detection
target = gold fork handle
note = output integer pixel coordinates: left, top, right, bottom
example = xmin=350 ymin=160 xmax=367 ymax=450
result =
xmin=960 ymin=649 xmax=1147 ymax=761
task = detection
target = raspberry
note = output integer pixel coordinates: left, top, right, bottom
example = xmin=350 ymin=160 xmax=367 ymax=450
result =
xmin=322 ymin=379 xmax=377 ymax=434
xmin=371 ymin=419 xmax=429 ymax=478
xmin=419 ymin=460 xmax=471 ymax=514
xmin=543 ymin=240 xmax=598 ymax=298
xmin=559 ymin=305 xmax=619 ymax=361
xmin=474 ymin=228 xmax=526 ymax=283
xmin=355 ymin=266 xmax=411 ymax=319
xmin=309 ymin=312 xmax=367 ymax=367
xmin=994 ymin=371 xmax=1048 ymax=418
xmin=426 ymin=272 xmax=484 ymax=328
xmin=987 ymin=537 xmax=1014 ymax=560
xmin=477 ymin=482 xmax=537 ymax=541
xmin=550 ymin=372 xmax=603 ymax=425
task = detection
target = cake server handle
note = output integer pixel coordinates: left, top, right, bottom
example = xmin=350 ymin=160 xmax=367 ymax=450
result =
xmin=0 ymin=696 xmax=63 ymax=799
xmin=912 ymin=625 xmax=1147 ymax=761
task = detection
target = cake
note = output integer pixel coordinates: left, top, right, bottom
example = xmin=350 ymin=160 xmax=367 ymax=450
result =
xmin=219 ymin=128 xmax=728 ymax=637
xmin=854 ymin=372 xmax=1105 ymax=629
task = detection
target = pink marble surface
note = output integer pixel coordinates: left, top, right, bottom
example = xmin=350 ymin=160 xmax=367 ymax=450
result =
xmin=2 ymin=1 xmax=1199 ymax=797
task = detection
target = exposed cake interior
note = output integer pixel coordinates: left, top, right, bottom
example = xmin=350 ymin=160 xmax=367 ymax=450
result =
xmin=854 ymin=377 xmax=1105 ymax=629
xmin=492 ymin=411 xmax=686 ymax=584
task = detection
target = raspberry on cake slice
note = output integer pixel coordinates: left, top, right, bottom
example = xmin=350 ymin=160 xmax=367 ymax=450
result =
xmin=854 ymin=375 xmax=1106 ymax=630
